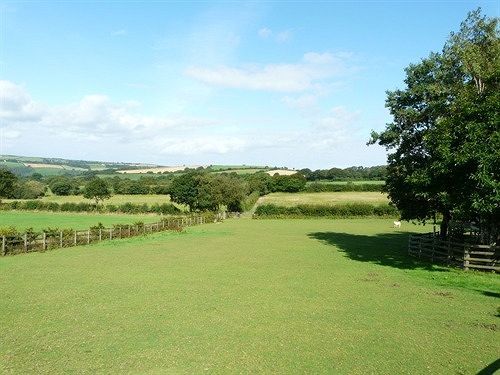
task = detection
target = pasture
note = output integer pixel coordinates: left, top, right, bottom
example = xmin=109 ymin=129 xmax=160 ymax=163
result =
xmin=257 ymin=191 xmax=389 ymax=206
xmin=1 ymin=218 xmax=498 ymax=373
xmin=0 ymin=211 xmax=160 ymax=231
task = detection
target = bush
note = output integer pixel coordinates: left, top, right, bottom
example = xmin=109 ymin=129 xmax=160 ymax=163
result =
xmin=254 ymin=203 xmax=398 ymax=218
xmin=305 ymin=182 xmax=384 ymax=193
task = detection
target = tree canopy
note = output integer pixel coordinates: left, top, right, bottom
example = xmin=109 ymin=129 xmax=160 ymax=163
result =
xmin=83 ymin=177 xmax=112 ymax=206
xmin=0 ymin=169 xmax=18 ymax=199
xmin=369 ymin=9 xmax=499 ymax=243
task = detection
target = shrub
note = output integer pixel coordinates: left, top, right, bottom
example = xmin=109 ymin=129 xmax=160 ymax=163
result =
xmin=254 ymin=203 xmax=398 ymax=218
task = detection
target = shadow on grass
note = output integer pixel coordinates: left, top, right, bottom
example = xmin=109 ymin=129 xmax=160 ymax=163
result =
xmin=308 ymin=231 xmax=448 ymax=271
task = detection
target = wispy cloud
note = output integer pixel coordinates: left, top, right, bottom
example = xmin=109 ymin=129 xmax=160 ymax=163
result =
xmin=1 ymin=80 xmax=366 ymax=164
xmin=257 ymin=27 xmax=292 ymax=43
xmin=111 ymin=29 xmax=127 ymax=36
xmin=185 ymin=52 xmax=352 ymax=93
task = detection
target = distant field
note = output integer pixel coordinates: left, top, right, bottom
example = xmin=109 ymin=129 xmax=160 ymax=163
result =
xmin=208 ymin=165 xmax=266 ymax=171
xmin=213 ymin=168 xmax=265 ymax=175
xmin=258 ymin=192 xmax=389 ymax=206
xmin=266 ymin=169 xmax=299 ymax=176
xmin=117 ymin=166 xmax=200 ymax=174
xmin=0 ymin=211 xmax=160 ymax=231
xmin=306 ymin=180 xmax=385 ymax=185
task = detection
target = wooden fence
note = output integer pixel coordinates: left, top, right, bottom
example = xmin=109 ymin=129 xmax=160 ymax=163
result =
xmin=1 ymin=214 xmax=214 ymax=256
xmin=408 ymin=233 xmax=499 ymax=272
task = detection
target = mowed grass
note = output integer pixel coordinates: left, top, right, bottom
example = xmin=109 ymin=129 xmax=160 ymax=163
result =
xmin=0 ymin=211 xmax=160 ymax=231
xmin=258 ymin=191 xmax=389 ymax=206
xmin=1 ymin=218 xmax=498 ymax=373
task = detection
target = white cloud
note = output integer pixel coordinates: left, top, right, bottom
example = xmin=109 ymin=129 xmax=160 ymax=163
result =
xmin=275 ymin=30 xmax=292 ymax=43
xmin=257 ymin=27 xmax=292 ymax=43
xmin=0 ymin=81 xmax=375 ymax=167
xmin=258 ymin=27 xmax=272 ymax=38
xmin=155 ymin=136 xmax=247 ymax=155
xmin=282 ymin=94 xmax=318 ymax=110
xmin=0 ymin=80 xmax=45 ymax=122
xmin=111 ymin=29 xmax=127 ymax=36
xmin=185 ymin=52 xmax=351 ymax=93
xmin=0 ymin=81 xmax=214 ymax=141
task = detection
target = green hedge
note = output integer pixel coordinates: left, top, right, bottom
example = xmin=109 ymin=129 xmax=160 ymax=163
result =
xmin=254 ymin=203 xmax=398 ymax=218
xmin=305 ymin=182 xmax=384 ymax=193
xmin=1 ymin=200 xmax=180 ymax=215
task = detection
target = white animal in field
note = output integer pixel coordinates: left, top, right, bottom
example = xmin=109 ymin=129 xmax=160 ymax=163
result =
xmin=393 ymin=221 xmax=401 ymax=228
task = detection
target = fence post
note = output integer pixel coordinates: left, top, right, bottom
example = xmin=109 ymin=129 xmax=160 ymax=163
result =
xmin=87 ymin=230 xmax=90 ymax=244
xmin=60 ymin=231 xmax=63 ymax=248
xmin=110 ymin=228 xmax=113 ymax=240
xmin=74 ymin=230 xmax=77 ymax=246
xmin=2 ymin=236 xmax=5 ymax=256
xmin=24 ymin=233 xmax=27 ymax=252
xmin=128 ymin=225 xmax=131 ymax=237
xmin=99 ymin=228 xmax=102 ymax=241
xmin=42 ymin=232 xmax=47 ymax=251
xmin=463 ymin=245 xmax=470 ymax=271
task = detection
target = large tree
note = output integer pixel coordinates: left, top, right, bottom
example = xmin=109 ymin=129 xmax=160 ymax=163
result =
xmin=369 ymin=9 xmax=499 ymax=243
xmin=83 ymin=177 xmax=112 ymax=206
xmin=0 ymin=169 xmax=18 ymax=199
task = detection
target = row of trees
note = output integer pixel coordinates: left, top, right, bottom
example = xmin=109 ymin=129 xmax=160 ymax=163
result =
xmin=299 ymin=166 xmax=387 ymax=181
xmin=370 ymin=9 xmax=499 ymax=243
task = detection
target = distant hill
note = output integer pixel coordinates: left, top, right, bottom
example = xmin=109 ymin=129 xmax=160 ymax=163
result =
xmin=0 ymin=155 xmax=286 ymax=177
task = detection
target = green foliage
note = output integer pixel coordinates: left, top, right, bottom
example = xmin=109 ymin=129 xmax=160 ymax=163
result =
xmin=48 ymin=176 xmax=78 ymax=196
xmin=369 ymin=9 xmax=500 ymax=242
xmin=254 ymin=203 xmax=398 ymax=218
xmin=0 ymin=169 xmax=18 ymax=199
xmin=271 ymin=174 xmax=307 ymax=193
xmin=13 ymin=180 xmax=47 ymax=199
xmin=299 ymin=165 xmax=387 ymax=181
xmin=305 ymin=182 xmax=384 ymax=193
xmin=83 ymin=177 xmax=112 ymax=205
xmin=169 ymin=172 xmax=247 ymax=212
xmin=1 ymin=200 xmax=180 ymax=215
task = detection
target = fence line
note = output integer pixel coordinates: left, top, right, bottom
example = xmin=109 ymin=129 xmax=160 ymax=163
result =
xmin=408 ymin=233 xmax=499 ymax=272
xmin=1 ymin=213 xmax=216 ymax=256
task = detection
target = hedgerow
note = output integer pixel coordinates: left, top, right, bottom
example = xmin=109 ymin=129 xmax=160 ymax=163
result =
xmin=0 ymin=200 xmax=180 ymax=215
xmin=304 ymin=182 xmax=384 ymax=193
xmin=254 ymin=203 xmax=398 ymax=218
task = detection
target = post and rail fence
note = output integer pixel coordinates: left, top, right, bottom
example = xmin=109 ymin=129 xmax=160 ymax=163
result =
xmin=1 ymin=213 xmax=218 ymax=256
xmin=408 ymin=233 xmax=499 ymax=272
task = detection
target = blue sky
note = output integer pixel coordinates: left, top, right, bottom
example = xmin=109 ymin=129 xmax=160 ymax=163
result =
xmin=1 ymin=1 xmax=498 ymax=168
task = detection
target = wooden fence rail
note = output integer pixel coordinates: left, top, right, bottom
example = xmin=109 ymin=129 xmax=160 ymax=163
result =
xmin=408 ymin=233 xmax=499 ymax=272
xmin=1 ymin=214 xmax=215 ymax=256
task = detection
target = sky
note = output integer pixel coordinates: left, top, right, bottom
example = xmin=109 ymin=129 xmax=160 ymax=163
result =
xmin=0 ymin=1 xmax=498 ymax=169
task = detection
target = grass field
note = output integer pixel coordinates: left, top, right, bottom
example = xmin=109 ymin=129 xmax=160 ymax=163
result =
xmin=0 ymin=218 xmax=498 ymax=373
xmin=258 ymin=191 xmax=389 ymax=206
xmin=0 ymin=211 xmax=160 ymax=231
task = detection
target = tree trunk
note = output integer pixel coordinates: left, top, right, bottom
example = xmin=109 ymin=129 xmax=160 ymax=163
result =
xmin=440 ymin=211 xmax=451 ymax=239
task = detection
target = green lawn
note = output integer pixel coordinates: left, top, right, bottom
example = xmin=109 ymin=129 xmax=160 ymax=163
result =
xmin=0 ymin=218 xmax=498 ymax=373
xmin=258 ymin=191 xmax=389 ymax=206
xmin=0 ymin=211 xmax=160 ymax=231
